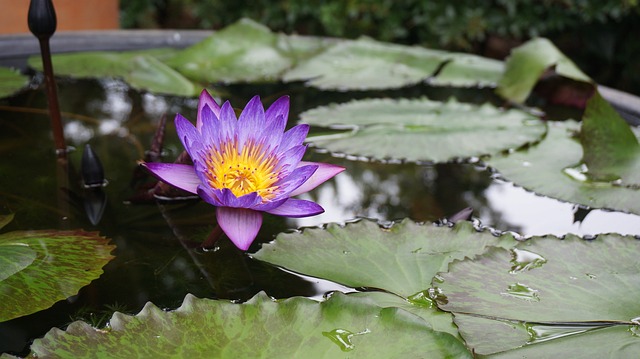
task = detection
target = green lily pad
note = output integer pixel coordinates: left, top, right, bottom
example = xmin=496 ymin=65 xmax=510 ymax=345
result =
xmin=28 ymin=49 xmax=199 ymax=96
xmin=254 ymin=219 xmax=515 ymax=298
xmin=496 ymin=37 xmax=592 ymax=103
xmin=0 ymin=66 xmax=29 ymax=98
xmin=0 ymin=230 xmax=114 ymax=322
xmin=487 ymin=120 xmax=640 ymax=214
xmin=580 ymin=92 xmax=640 ymax=185
xmin=301 ymin=98 xmax=546 ymax=163
xmin=436 ymin=233 xmax=640 ymax=355
xmin=283 ymin=37 xmax=447 ymax=90
xmin=430 ymin=53 xmax=504 ymax=87
xmin=26 ymin=292 xmax=471 ymax=358
xmin=165 ymin=18 xmax=292 ymax=83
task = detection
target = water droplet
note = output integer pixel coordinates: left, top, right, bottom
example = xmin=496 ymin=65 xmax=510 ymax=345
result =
xmin=322 ymin=328 xmax=370 ymax=352
xmin=522 ymin=161 xmax=531 ymax=167
xmin=526 ymin=323 xmax=605 ymax=343
xmin=569 ymin=276 xmax=577 ymax=280
xmin=502 ymin=283 xmax=540 ymax=302
xmin=342 ymin=250 xmax=350 ymax=255
xmin=428 ymin=287 xmax=448 ymax=305
xmin=563 ymin=162 xmax=622 ymax=184
xmin=563 ymin=163 xmax=588 ymax=182
xmin=407 ymin=290 xmax=434 ymax=308
xmin=433 ymin=274 xmax=445 ymax=283
xmin=629 ymin=325 xmax=640 ymax=337
xmin=510 ymin=248 xmax=547 ymax=273
xmin=586 ymin=273 xmax=597 ymax=279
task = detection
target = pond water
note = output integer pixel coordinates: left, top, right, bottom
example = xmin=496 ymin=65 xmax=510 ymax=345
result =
xmin=1 ymin=78 xmax=640 ymax=355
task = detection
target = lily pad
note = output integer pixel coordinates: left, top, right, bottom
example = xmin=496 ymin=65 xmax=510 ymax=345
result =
xmin=496 ymin=37 xmax=592 ymax=103
xmin=487 ymin=120 xmax=640 ymax=214
xmin=283 ymin=37 xmax=448 ymax=90
xmin=0 ymin=66 xmax=29 ymax=98
xmin=26 ymin=292 xmax=471 ymax=358
xmin=254 ymin=219 xmax=515 ymax=298
xmin=300 ymin=98 xmax=546 ymax=163
xmin=436 ymin=233 xmax=640 ymax=355
xmin=580 ymin=92 xmax=640 ymax=185
xmin=430 ymin=53 xmax=504 ymax=87
xmin=0 ymin=230 xmax=114 ymax=322
xmin=28 ymin=49 xmax=199 ymax=96
xmin=165 ymin=18 xmax=293 ymax=83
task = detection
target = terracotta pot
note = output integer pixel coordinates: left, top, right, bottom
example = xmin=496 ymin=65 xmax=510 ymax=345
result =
xmin=0 ymin=0 xmax=119 ymax=34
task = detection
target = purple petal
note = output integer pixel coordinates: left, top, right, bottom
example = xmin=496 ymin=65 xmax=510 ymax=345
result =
xmin=218 ymin=188 xmax=262 ymax=208
xmin=275 ymin=164 xmax=318 ymax=197
xmin=259 ymin=114 xmax=286 ymax=151
xmin=266 ymin=198 xmax=324 ymax=218
xmin=142 ymin=162 xmax=200 ymax=194
xmin=237 ymin=96 xmax=265 ymax=149
xmin=197 ymin=89 xmax=221 ymax=131
xmin=216 ymin=207 xmax=263 ymax=250
xmin=265 ymin=96 xmax=289 ymax=124
xmin=218 ymin=101 xmax=238 ymax=143
xmin=197 ymin=185 xmax=223 ymax=206
xmin=276 ymin=145 xmax=307 ymax=176
xmin=289 ymin=162 xmax=345 ymax=196
xmin=279 ymin=124 xmax=309 ymax=153
xmin=175 ymin=114 xmax=200 ymax=153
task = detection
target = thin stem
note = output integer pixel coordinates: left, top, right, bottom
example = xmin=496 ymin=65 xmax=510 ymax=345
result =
xmin=38 ymin=37 xmax=66 ymax=159
xmin=201 ymin=225 xmax=224 ymax=249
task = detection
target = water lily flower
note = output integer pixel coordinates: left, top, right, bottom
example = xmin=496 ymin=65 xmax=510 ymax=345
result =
xmin=142 ymin=90 xmax=344 ymax=250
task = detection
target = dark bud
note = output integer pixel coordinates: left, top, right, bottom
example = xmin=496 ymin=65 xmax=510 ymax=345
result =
xmin=28 ymin=0 xmax=57 ymax=39
xmin=81 ymin=144 xmax=106 ymax=188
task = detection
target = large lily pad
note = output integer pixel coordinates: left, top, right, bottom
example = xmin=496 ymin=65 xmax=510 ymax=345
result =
xmin=28 ymin=49 xmax=199 ymax=96
xmin=0 ymin=66 xmax=29 ymax=98
xmin=436 ymin=233 xmax=640 ymax=355
xmin=25 ymin=292 xmax=471 ymax=358
xmin=300 ymin=98 xmax=546 ymax=163
xmin=496 ymin=37 xmax=592 ymax=103
xmin=0 ymin=230 xmax=114 ymax=322
xmin=430 ymin=53 xmax=504 ymax=87
xmin=487 ymin=120 xmax=640 ymax=214
xmin=254 ymin=219 xmax=515 ymax=298
xmin=165 ymin=18 xmax=293 ymax=84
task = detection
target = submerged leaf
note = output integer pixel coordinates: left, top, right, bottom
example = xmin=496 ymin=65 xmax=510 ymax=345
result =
xmin=437 ymin=233 xmax=640 ymax=355
xmin=496 ymin=38 xmax=592 ymax=103
xmin=487 ymin=121 xmax=640 ymax=214
xmin=27 ymin=292 xmax=471 ymax=358
xmin=0 ymin=230 xmax=114 ymax=322
xmin=0 ymin=66 xmax=29 ymax=98
xmin=580 ymin=91 xmax=640 ymax=185
xmin=301 ymin=98 xmax=546 ymax=163
xmin=254 ymin=219 xmax=515 ymax=298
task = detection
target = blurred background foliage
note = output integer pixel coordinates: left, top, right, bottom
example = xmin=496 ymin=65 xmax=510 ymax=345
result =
xmin=119 ymin=0 xmax=640 ymax=93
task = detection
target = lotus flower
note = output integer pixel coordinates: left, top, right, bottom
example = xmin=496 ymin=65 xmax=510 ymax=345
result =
xmin=142 ymin=90 xmax=344 ymax=250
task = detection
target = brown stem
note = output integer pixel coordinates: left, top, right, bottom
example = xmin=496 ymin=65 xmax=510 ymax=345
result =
xmin=201 ymin=225 xmax=224 ymax=249
xmin=38 ymin=37 xmax=66 ymax=159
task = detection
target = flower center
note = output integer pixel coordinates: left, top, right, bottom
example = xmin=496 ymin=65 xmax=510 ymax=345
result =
xmin=203 ymin=140 xmax=280 ymax=200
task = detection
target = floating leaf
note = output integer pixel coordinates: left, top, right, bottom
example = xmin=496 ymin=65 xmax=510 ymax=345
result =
xmin=28 ymin=49 xmax=199 ymax=96
xmin=283 ymin=37 xmax=447 ymax=90
xmin=0 ymin=213 xmax=14 ymax=230
xmin=430 ymin=53 xmax=504 ymax=87
xmin=254 ymin=219 xmax=515 ymax=298
xmin=0 ymin=230 xmax=114 ymax=322
xmin=436 ymin=234 xmax=640 ymax=355
xmin=487 ymin=121 xmax=640 ymax=214
xmin=26 ymin=292 xmax=471 ymax=358
xmin=580 ymin=92 xmax=640 ymax=185
xmin=497 ymin=38 xmax=592 ymax=103
xmin=301 ymin=98 xmax=546 ymax=163
xmin=165 ymin=18 xmax=292 ymax=83
xmin=0 ymin=66 xmax=29 ymax=98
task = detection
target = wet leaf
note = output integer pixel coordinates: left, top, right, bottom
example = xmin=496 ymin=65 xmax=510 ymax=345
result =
xmin=580 ymin=92 xmax=640 ymax=185
xmin=437 ymin=233 xmax=640 ymax=355
xmin=301 ymin=98 xmax=546 ymax=163
xmin=254 ymin=219 xmax=515 ymax=298
xmin=487 ymin=121 xmax=640 ymax=214
xmin=0 ymin=230 xmax=114 ymax=322
xmin=26 ymin=292 xmax=471 ymax=358
xmin=165 ymin=19 xmax=293 ymax=83
xmin=496 ymin=38 xmax=592 ymax=103
xmin=0 ymin=66 xmax=29 ymax=98
xmin=283 ymin=37 xmax=447 ymax=90
xmin=430 ymin=54 xmax=504 ymax=87
xmin=28 ymin=49 xmax=199 ymax=96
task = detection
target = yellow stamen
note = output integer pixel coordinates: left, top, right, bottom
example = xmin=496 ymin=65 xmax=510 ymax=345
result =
xmin=203 ymin=140 xmax=280 ymax=200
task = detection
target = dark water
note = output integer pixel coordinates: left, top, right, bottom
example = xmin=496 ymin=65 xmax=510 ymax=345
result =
xmin=1 ymin=79 xmax=639 ymax=355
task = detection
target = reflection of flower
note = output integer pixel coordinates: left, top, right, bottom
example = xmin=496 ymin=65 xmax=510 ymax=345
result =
xmin=143 ymin=90 xmax=344 ymax=250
